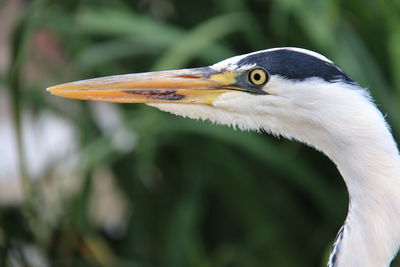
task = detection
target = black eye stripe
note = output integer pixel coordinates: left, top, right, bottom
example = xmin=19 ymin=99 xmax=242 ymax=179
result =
xmin=237 ymin=49 xmax=355 ymax=84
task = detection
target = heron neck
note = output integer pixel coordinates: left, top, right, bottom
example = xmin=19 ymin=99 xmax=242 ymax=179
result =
xmin=322 ymin=118 xmax=400 ymax=266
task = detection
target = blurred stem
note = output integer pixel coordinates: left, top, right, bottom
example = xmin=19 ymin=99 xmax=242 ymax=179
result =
xmin=7 ymin=0 xmax=46 ymax=232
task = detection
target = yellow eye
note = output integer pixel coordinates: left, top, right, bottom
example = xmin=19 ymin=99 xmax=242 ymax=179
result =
xmin=248 ymin=68 xmax=269 ymax=86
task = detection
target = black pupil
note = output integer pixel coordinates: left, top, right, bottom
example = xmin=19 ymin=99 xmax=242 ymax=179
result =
xmin=253 ymin=73 xmax=261 ymax=81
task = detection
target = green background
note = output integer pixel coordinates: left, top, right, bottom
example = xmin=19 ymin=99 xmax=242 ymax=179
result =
xmin=1 ymin=0 xmax=400 ymax=266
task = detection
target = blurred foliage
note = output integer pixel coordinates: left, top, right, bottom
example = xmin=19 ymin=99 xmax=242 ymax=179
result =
xmin=1 ymin=0 xmax=400 ymax=266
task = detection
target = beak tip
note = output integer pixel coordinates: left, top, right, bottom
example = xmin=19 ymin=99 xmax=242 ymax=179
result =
xmin=47 ymin=85 xmax=62 ymax=94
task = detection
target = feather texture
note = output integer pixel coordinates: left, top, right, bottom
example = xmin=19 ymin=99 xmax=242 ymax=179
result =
xmin=150 ymin=48 xmax=400 ymax=266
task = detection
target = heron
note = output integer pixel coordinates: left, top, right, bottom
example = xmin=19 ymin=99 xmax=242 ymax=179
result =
xmin=47 ymin=47 xmax=400 ymax=266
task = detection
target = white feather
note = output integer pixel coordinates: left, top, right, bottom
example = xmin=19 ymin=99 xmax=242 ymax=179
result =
xmin=149 ymin=52 xmax=400 ymax=266
xmin=211 ymin=47 xmax=332 ymax=72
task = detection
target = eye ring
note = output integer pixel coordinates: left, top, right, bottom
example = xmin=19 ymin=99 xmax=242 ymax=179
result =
xmin=248 ymin=68 xmax=269 ymax=86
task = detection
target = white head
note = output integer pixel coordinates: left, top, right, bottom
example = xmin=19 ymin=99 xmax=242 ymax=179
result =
xmin=147 ymin=48 xmax=390 ymax=159
xmin=48 ymin=47 xmax=394 ymax=165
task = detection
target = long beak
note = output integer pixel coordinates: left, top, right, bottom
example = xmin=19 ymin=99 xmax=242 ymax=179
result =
xmin=47 ymin=67 xmax=246 ymax=105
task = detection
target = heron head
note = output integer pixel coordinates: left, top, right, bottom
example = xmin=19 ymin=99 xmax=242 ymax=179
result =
xmin=48 ymin=48 xmax=366 ymax=140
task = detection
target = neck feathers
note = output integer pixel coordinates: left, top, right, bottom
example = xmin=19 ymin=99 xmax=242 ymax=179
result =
xmin=308 ymin=85 xmax=400 ymax=266
xmin=268 ymin=81 xmax=400 ymax=266
xmin=328 ymin=130 xmax=400 ymax=267
xmin=329 ymin=142 xmax=400 ymax=266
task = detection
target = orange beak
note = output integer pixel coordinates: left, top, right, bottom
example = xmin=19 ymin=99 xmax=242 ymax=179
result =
xmin=47 ymin=67 xmax=243 ymax=105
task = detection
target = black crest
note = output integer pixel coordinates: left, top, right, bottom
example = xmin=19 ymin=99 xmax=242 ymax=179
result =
xmin=237 ymin=49 xmax=355 ymax=84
